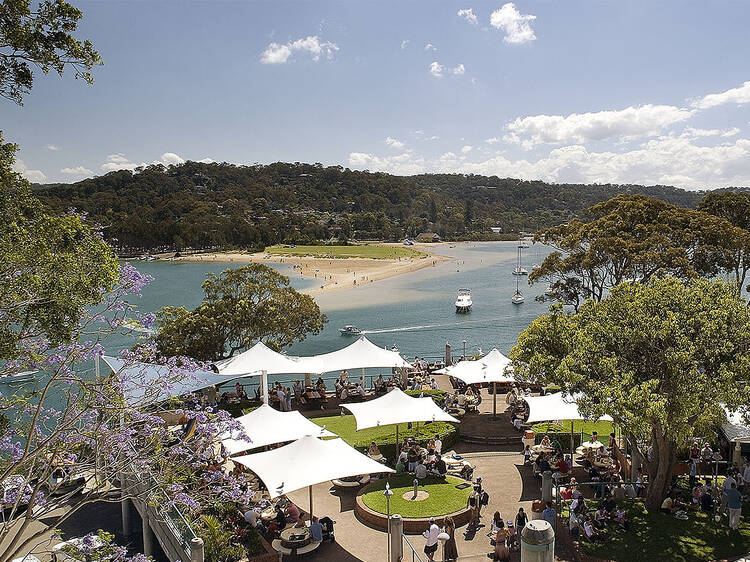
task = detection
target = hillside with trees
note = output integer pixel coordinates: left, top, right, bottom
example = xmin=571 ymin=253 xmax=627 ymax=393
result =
xmin=33 ymin=160 xmax=708 ymax=253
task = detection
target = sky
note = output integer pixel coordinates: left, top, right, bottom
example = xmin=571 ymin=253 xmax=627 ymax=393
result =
xmin=5 ymin=1 xmax=750 ymax=189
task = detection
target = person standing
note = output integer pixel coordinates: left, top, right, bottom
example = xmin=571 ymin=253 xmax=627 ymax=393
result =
xmin=423 ymin=517 xmax=440 ymax=562
xmin=443 ymin=516 xmax=458 ymax=561
xmin=726 ymin=482 xmax=743 ymax=531
xmin=743 ymin=462 xmax=750 ymax=496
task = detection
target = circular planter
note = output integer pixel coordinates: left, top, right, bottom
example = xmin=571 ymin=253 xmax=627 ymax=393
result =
xmin=354 ymin=476 xmax=473 ymax=534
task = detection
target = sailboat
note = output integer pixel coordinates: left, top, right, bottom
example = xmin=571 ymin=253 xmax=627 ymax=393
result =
xmin=512 ymin=245 xmax=525 ymax=304
xmin=512 ymin=242 xmax=528 ymax=275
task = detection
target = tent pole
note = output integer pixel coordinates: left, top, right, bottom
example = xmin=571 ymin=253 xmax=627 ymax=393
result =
xmin=492 ymin=382 xmax=497 ymax=419
xmin=261 ymin=370 xmax=269 ymax=405
xmin=309 ymin=485 xmax=313 ymax=520
xmin=395 ymin=424 xmax=399 ymax=462
xmin=570 ymin=420 xmax=574 ymax=455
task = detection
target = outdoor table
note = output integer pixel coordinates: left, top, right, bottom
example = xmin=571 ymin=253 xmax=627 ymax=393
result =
xmin=280 ymin=526 xmax=311 ymax=549
xmin=531 ymin=444 xmax=555 ymax=454
xmin=260 ymin=506 xmax=276 ymax=521
xmin=368 ymin=453 xmax=384 ymax=462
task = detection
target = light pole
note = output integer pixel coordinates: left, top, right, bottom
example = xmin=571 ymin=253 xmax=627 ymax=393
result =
xmin=462 ymin=339 xmax=467 ymax=359
xmin=384 ymin=482 xmax=394 ymax=561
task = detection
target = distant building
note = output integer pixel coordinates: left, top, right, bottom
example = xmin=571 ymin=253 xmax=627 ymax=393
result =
xmin=415 ymin=232 xmax=441 ymax=243
xmin=490 ymin=227 xmax=503 ymax=234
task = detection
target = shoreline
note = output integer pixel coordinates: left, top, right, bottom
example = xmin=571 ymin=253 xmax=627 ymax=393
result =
xmin=171 ymin=245 xmax=452 ymax=294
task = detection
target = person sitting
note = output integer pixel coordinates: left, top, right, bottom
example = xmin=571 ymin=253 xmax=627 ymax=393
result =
xmin=356 ymin=383 xmax=366 ymax=398
xmin=593 ymin=506 xmax=608 ymax=529
xmin=235 ymin=382 xmax=248 ymax=400
xmin=285 ymin=501 xmax=300 ymax=524
xmin=601 ymin=494 xmax=616 ymax=513
xmin=368 ymin=442 xmax=381 ymax=458
xmin=243 ymin=506 xmax=265 ymax=532
xmin=434 ymin=437 xmax=442 ymax=454
xmin=540 ymin=435 xmax=552 ymax=449
xmin=613 ymin=507 xmax=628 ymax=530
xmin=374 ymin=375 xmax=386 ymax=395
xmin=552 ymin=437 xmax=563 ymax=454
xmin=569 ymin=513 xmax=581 ymax=537
xmin=691 ymin=484 xmax=703 ymax=505
xmin=700 ymin=487 xmax=715 ymax=512
xmin=431 ymin=457 xmax=448 ymax=478
xmin=661 ymin=494 xmax=679 ymax=514
xmin=309 ymin=516 xmax=323 ymax=542
xmin=560 ymin=485 xmax=574 ymax=500
xmin=582 ymin=516 xmax=605 ymax=543
xmin=537 ymin=454 xmax=551 ymax=474
xmin=395 ymin=458 xmax=406 ymax=474
xmin=415 ymin=460 xmax=428 ymax=480
xmin=334 ymin=379 xmax=342 ymax=397
xmin=339 ymin=370 xmax=348 ymax=385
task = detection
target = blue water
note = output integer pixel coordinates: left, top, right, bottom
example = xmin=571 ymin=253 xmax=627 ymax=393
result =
xmin=0 ymin=242 xmax=555 ymax=395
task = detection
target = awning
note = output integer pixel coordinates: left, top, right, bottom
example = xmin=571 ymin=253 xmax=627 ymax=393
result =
xmin=524 ymin=392 xmax=613 ymax=424
xmin=101 ymin=356 xmax=227 ymax=407
xmin=433 ymin=348 xmax=514 ymax=385
xmin=342 ymin=387 xmax=459 ymax=430
xmin=233 ymin=435 xmax=394 ymax=498
xmin=221 ymin=404 xmax=336 ymax=455
xmin=722 ymin=408 xmax=750 ymax=443
xmin=292 ymin=336 xmax=412 ymax=374
xmin=215 ymin=341 xmax=308 ymax=377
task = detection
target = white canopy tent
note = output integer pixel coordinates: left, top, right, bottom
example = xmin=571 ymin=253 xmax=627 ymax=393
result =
xmin=293 ymin=336 xmax=411 ymax=375
xmin=434 ymin=348 xmax=515 ymax=418
xmin=234 ymin=435 xmax=394 ymax=517
xmin=342 ymin=387 xmax=459 ymax=455
xmin=215 ymin=341 xmax=306 ymax=377
xmin=221 ymin=403 xmax=336 ymax=456
xmin=524 ymin=392 xmax=613 ymax=453
xmin=100 ymin=356 xmax=228 ymax=407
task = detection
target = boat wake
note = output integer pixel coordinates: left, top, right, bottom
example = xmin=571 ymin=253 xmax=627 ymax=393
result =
xmin=362 ymin=317 xmax=506 ymax=335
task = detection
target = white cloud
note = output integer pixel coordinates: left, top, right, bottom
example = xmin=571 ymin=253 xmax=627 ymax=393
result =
xmin=490 ymin=3 xmax=537 ymax=45
xmin=452 ymin=63 xmax=466 ymax=75
xmin=401 ymin=40 xmax=410 ymax=50
xmin=197 ymin=157 xmax=216 ymax=164
xmin=160 ymin=152 xmax=185 ymax=166
xmin=692 ymin=81 xmax=750 ymax=109
xmin=457 ymin=8 xmax=478 ymax=25
xmin=504 ymin=104 xmax=693 ymax=147
xmin=428 ymin=135 xmax=440 ymax=141
xmin=485 ymin=137 xmax=500 ymax=144
xmin=347 ymin=152 xmax=425 ymax=175
xmin=45 ymin=144 xmax=60 ymax=151
xmin=101 ymin=152 xmax=189 ymax=172
xmin=260 ymin=35 xmax=339 ymax=64
xmin=12 ymin=159 xmax=46 ymax=183
xmin=682 ymin=127 xmax=741 ymax=139
xmin=429 ymin=61 xmax=444 ymax=78
xmin=461 ymin=145 xmax=473 ymax=153
xmin=60 ymin=166 xmax=93 ymax=176
xmin=385 ymin=137 xmax=405 ymax=149
xmin=425 ymin=43 xmax=437 ymax=51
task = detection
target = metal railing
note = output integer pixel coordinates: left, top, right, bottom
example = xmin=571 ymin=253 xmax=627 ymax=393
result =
xmin=402 ymin=535 xmax=425 ymax=562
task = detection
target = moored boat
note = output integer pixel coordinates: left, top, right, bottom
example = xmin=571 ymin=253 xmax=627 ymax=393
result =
xmin=455 ymin=289 xmax=472 ymax=313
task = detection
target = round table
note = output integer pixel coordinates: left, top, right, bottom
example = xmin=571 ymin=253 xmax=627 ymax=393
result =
xmin=280 ymin=526 xmax=311 ymax=549
xmin=531 ymin=445 xmax=555 ymax=454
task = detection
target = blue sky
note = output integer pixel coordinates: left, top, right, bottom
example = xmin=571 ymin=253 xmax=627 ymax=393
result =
xmin=6 ymin=1 xmax=750 ymax=189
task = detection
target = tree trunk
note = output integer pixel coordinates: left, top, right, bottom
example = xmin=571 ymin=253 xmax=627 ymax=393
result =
xmin=645 ymin=432 xmax=677 ymax=510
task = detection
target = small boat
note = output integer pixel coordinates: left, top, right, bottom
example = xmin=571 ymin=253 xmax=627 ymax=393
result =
xmin=512 ymin=265 xmax=529 ymax=276
xmin=0 ymin=370 xmax=37 ymax=384
xmin=512 ymin=245 xmax=524 ymax=304
xmin=455 ymin=289 xmax=472 ymax=313
xmin=403 ymin=239 xmax=414 ymax=246
xmin=339 ymin=325 xmax=361 ymax=336
xmin=511 ymin=291 xmax=525 ymax=305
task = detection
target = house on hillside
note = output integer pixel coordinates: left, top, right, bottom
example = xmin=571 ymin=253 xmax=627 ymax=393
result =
xmin=415 ymin=232 xmax=441 ymax=243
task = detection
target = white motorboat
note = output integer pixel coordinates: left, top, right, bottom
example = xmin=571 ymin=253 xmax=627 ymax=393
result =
xmin=339 ymin=325 xmax=362 ymax=336
xmin=0 ymin=370 xmax=37 ymax=385
xmin=455 ymin=289 xmax=472 ymax=313
xmin=512 ymin=265 xmax=529 ymax=276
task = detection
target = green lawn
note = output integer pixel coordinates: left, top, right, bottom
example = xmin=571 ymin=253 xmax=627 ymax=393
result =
xmin=265 ymin=244 xmax=427 ymax=260
xmin=361 ymin=475 xmax=471 ymax=517
xmin=310 ymin=413 xmax=454 ymax=449
xmin=532 ymin=420 xmax=614 ymax=439
xmin=563 ymin=498 xmax=750 ymax=562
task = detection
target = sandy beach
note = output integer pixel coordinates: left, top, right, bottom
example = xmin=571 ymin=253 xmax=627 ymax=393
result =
xmin=172 ymin=244 xmax=452 ymax=294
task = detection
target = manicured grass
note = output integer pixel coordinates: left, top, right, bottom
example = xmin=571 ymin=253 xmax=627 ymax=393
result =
xmin=361 ymin=475 xmax=471 ymax=517
xmin=310 ymin=414 xmax=454 ymax=449
xmin=563 ymin=498 xmax=750 ymax=562
xmin=265 ymin=244 xmax=427 ymax=260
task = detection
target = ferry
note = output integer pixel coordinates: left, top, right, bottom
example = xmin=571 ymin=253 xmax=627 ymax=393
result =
xmin=339 ymin=325 xmax=362 ymax=336
xmin=455 ymin=289 xmax=473 ymax=313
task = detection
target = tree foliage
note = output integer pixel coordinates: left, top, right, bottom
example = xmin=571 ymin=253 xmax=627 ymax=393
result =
xmin=0 ymin=134 xmax=118 ymax=358
xmin=0 ymin=0 xmax=101 ymax=105
xmin=154 ymin=264 xmax=327 ymax=361
xmin=530 ymin=194 xmax=750 ymax=308
xmin=511 ymin=278 xmax=750 ymax=509
xmin=33 ymin=162 xmax=706 ymax=251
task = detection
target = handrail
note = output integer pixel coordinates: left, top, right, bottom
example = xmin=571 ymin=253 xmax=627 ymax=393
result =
xmin=402 ymin=535 xmax=425 ymax=562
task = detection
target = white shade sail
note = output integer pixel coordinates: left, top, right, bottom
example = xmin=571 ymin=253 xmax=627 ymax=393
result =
xmin=221 ymin=404 xmax=336 ymax=455
xmin=434 ymin=348 xmax=514 ymax=385
xmin=525 ymin=392 xmax=613 ymax=424
xmin=233 ymin=435 xmax=394 ymax=498
xmin=215 ymin=341 xmax=307 ymax=377
xmin=293 ymin=336 xmax=412 ymax=374
xmin=101 ymin=356 xmax=227 ymax=406
xmin=342 ymin=387 xmax=459 ymax=430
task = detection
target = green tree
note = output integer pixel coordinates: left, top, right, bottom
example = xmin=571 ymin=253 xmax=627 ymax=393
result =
xmin=511 ymin=278 xmax=750 ymax=510
xmin=0 ymin=135 xmax=118 ymax=358
xmin=530 ymin=194 xmax=748 ymax=309
xmin=154 ymin=264 xmax=327 ymax=361
xmin=0 ymin=0 xmax=101 ymax=105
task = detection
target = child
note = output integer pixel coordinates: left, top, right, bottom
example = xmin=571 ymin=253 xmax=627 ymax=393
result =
xmin=523 ymin=445 xmax=532 ymax=465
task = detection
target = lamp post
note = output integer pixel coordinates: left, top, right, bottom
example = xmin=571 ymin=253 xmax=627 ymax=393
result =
xmin=384 ymin=482 xmax=394 ymax=561
xmin=462 ymin=340 xmax=467 ymax=359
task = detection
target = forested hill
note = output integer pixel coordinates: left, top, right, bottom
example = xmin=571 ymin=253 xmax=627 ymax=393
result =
xmin=33 ymin=161 xmax=705 ymax=252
